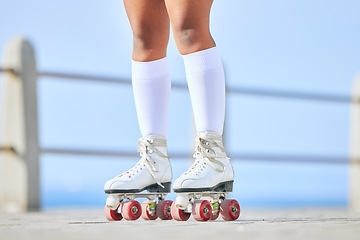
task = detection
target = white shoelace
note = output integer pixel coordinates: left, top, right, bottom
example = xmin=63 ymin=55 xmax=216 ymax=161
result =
xmin=185 ymin=133 xmax=230 ymax=176
xmin=117 ymin=136 xmax=170 ymax=187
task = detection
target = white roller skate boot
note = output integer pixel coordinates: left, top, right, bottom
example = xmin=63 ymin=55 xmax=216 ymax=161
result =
xmin=104 ymin=135 xmax=173 ymax=221
xmin=171 ymin=131 xmax=240 ymax=221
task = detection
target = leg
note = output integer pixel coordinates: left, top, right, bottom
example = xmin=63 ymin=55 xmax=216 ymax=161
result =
xmin=164 ymin=0 xmax=215 ymax=55
xmin=124 ymin=0 xmax=170 ymax=61
xmin=124 ymin=0 xmax=171 ymax=138
xmin=165 ymin=0 xmax=225 ymax=135
xmin=166 ymin=1 xmax=234 ymax=213
xmin=104 ymin=0 xmax=172 ymax=209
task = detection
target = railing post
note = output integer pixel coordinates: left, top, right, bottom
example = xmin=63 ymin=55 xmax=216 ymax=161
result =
xmin=0 ymin=36 xmax=39 ymax=212
xmin=350 ymin=74 xmax=360 ymax=212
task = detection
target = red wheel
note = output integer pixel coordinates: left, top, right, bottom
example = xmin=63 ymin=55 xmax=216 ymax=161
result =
xmin=121 ymin=200 xmax=142 ymax=220
xmin=141 ymin=200 xmax=158 ymax=220
xmin=170 ymin=201 xmax=191 ymax=221
xmin=220 ymin=199 xmax=240 ymax=221
xmin=192 ymin=200 xmax=212 ymax=221
xmin=210 ymin=212 xmax=219 ymax=220
xmin=104 ymin=205 xmax=123 ymax=221
xmin=157 ymin=200 xmax=173 ymax=220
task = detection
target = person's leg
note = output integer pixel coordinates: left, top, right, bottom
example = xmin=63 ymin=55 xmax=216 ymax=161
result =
xmin=164 ymin=0 xmax=215 ymax=55
xmin=125 ymin=0 xmax=170 ymax=61
xmin=104 ymin=0 xmax=172 ymax=205
xmin=165 ymin=0 xmax=225 ymax=135
xmin=125 ymin=0 xmax=171 ymax=138
xmin=165 ymin=0 xmax=233 ymax=210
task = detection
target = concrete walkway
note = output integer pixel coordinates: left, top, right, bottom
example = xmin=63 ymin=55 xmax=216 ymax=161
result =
xmin=0 ymin=208 xmax=359 ymax=240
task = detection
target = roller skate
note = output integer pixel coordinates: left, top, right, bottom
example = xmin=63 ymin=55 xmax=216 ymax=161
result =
xmin=104 ymin=135 xmax=173 ymax=221
xmin=171 ymin=131 xmax=240 ymax=221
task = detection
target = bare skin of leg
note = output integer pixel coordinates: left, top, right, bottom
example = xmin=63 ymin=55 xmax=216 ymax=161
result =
xmin=164 ymin=0 xmax=216 ymax=55
xmin=123 ymin=0 xmax=170 ymax=62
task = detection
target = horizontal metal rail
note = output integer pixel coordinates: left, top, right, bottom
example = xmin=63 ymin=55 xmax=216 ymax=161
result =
xmin=38 ymin=70 xmax=189 ymax=90
xmin=41 ymin=147 xmax=354 ymax=165
xmin=227 ymin=86 xmax=354 ymax=104
xmin=0 ymin=146 xmax=19 ymax=155
xmin=0 ymin=67 xmax=15 ymax=74
xmin=229 ymin=152 xmax=355 ymax=165
xmin=41 ymin=147 xmax=191 ymax=158
xmin=39 ymin=71 xmax=132 ymax=85
xmin=1 ymin=67 xmax=354 ymax=103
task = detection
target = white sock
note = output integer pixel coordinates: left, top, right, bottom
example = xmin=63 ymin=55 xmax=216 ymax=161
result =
xmin=182 ymin=47 xmax=226 ymax=135
xmin=132 ymin=58 xmax=171 ymax=138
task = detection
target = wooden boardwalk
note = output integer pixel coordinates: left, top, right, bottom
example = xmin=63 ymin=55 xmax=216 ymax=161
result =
xmin=0 ymin=208 xmax=359 ymax=240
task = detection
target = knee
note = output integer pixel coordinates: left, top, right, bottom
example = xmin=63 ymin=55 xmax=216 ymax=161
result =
xmin=172 ymin=23 xmax=214 ymax=54
xmin=131 ymin=25 xmax=169 ymax=61
xmin=132 ymin=28 xmax=168 ymax=51
xmin=173 ymin=24 xmax=199 ymax=46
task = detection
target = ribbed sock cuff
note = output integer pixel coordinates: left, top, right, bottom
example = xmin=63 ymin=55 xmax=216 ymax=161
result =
xmin=182 ymin=47 xmax=223 ymax=74
xmin=132 ymin=57 xmax=169 ymax=79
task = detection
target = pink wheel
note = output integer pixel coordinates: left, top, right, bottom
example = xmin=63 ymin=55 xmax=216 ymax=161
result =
xmin=141 ymin=201 xmax=158 ymax=220
xmin=157 ymin=200 xmax=173 ymax=220
xmin=104 ymin=205 xmax=123 ymax=221
xmin=192 ymin=200 xmax=212 ymax=221
xmin=220 ymin=199 xmax=240 ymax=221
xmin=210 ymin=212 xmax=219 ymax=220
xmin=121 ymin=200 xmax=142 ymax=220
xmin=170 ymin=201 xmax=191 ymax=221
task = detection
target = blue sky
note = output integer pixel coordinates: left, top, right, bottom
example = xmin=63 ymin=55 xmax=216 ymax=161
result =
xmin=0 ymin=0 xmax=359 ymax=208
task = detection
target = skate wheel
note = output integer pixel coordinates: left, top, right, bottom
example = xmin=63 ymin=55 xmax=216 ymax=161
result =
xmin=192 ymin=200 xmax=212 ymax=221
xmin=156 ymin=200 xmax=173 ymax=220
xmin=104 ymin=205 xmax=123 ymax=221
xmin=220 ymin=199 xmax=240 ymax=221
xmin=210 ymin=212 xmax=220 ymax=220
xmin=121 ymin=200 xmax=142 ymax=220
xmin=141 ymin=200 xmax=158 ymax=220
xmin=170 ymin=201 xmax=191 ymax=221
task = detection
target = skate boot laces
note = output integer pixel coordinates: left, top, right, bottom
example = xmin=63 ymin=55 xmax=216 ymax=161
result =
xmin=117 ymin=136 xmax=170 ymax=188
xmin=186 ymin=133 xmax=230 ymax=176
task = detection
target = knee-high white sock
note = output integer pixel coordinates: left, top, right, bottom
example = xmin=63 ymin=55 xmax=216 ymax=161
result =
xmin=132 ymin=58 xmax=171 ymax=138
xmin=182 ymin=47 xmax=226 ymax=135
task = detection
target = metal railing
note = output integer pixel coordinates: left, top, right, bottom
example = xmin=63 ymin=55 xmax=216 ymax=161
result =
xmin=25 ymin=69 xmax=360 ymax=165
xmin=2 ymin=67 xmax=355 ymax=165
xmin=1 ymin=37 xmax=359 ymax=213
xmin=37 ymin=67 xmax=358 ymax=165
xmin=2 ymin=66 xmax=355 ymax=102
